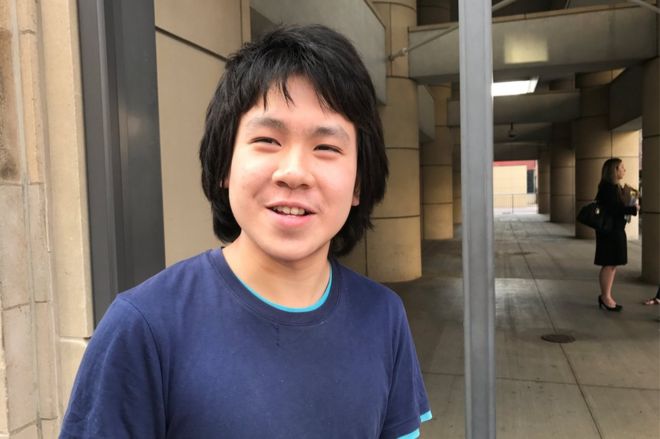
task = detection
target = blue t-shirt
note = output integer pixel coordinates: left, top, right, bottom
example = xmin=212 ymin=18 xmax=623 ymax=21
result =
xmin=60 ymin=249 xmax=431 ymax=438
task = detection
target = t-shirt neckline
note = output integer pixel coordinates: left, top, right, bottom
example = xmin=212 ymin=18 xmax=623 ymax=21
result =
xmin=207 ymin=248 xmax=341 ymax=326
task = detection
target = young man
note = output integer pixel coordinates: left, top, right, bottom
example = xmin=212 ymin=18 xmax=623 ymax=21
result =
xmin=61 ymin=25 xmax=431 ymax=438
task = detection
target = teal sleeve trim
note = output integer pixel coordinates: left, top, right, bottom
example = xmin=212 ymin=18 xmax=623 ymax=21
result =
xmin=420 ymin=410 xmax=433 ymax=422
xmin=396 ymin=411 xmax=433 ymax=439
xmin=397 ymin=429 xmax=420 ymax=439
xmin=235 ymin=264 xmax=332 ymax=313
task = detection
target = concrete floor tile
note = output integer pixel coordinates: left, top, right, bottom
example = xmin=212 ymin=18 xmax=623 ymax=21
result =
xmin=412 ymin=319 xmax=464 ymax=376
xmin=494 ymin=278 xmax=577 ymax=383
xmin=494 ymin=241 xmax=533 ymax=279
xmin=562 ymin=337 xmax=660 ymax=389
xmin=496 ymin=379 xmax=600 ymax=439
xmin=393 ymin=213 xmax=658 ymax=438
xmin=582 ymin=385 xmax=660 ymax=439
xmin=536 ymin=279 xmax=660 ymax=389
xmin=419 ymin=373 xmax=466 ymax=439
xmin=421 ymin=239 xmax=463 ymax=278
xmin=494 ymin=278 xmax=548 ymax=329
xmin=420 ymin=375 xmax=602 ymax=439
xmin=495 ymin=330 xmax=575 ymax=384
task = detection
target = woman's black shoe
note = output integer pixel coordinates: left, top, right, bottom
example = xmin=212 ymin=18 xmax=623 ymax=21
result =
xmin=598 ymin=296 xmax=622 ymax=312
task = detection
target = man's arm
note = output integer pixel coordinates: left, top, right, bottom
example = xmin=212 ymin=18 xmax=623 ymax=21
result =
xmin=380 ymin=306 xmax=432 ymax=439
xmin=60 ymin=298 xmax=166 ymax=439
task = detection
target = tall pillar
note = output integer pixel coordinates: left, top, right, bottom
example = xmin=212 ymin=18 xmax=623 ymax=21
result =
xmin=614 ymin=130 xmax=640 ymax=240
xmin=421 ymin=85 xmax=453 ymax=239
xmin=537 ymin=146 xmax=551 ymax=214
xmin=574 ymin=71 xmax=639 ymax=239
xmin=417 ymin=0 xmax=459 ymax=231
xmin=368 ymin=0 xmax=421 ymax=281
xmin=550 ymin=122 xmax=575 ymax=223
xmin=574 ymin=72 xmax=611 ymax=238
xmin=642 ymin=57 xmax=660 ymax=283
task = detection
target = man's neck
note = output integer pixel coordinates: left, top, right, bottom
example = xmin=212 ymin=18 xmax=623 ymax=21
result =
xmin=222 ymin=238 xmax=331 ymax=309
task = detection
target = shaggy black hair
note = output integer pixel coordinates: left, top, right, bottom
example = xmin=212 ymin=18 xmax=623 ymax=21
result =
xmin=199 ymin=24 xmax=388 ymax=256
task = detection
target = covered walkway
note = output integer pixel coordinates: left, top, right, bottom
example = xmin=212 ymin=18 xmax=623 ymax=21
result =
xmin=392 ymin=214 xmax=659 ymax=438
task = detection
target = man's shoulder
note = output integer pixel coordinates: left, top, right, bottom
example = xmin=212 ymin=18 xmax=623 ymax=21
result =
xmin=334 ymin=261 xmax=405 ymax=311
xmin=119 ymin=249 xmax=220 ymax=310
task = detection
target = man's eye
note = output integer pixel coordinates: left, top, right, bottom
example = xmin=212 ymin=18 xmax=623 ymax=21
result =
xmin=253 ymin=137 xmax=279 ymax=145
xmin=316 ymin=144 xmax=340 ymax=153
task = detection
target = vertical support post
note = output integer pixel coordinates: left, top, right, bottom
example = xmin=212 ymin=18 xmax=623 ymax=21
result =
xmin=78 ymin=0 xmax=165 ymax=325
xmin=78 ymin=0 xmax=122 ymax=323
xmin=458 ymin=0 xmax=496 ymax=438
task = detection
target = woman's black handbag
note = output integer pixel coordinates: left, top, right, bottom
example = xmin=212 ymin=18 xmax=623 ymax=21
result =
xmin=577 ymin=202 xmax=612 ymax=233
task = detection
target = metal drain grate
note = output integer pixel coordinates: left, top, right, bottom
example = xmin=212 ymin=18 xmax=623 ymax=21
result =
xmin=541 ymin=334 xmax=576 ymax=344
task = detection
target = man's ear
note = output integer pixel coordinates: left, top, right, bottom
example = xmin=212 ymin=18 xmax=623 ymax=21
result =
xmin=351 ymin=184 xmax=360 ymax=206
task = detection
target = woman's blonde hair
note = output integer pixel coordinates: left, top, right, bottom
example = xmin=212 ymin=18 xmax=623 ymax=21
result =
xmin=600 ymin=157 xmax=622 ymax=185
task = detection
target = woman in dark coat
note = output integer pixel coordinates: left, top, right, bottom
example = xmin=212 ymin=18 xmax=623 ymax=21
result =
xmin=595 ymin=158 xmax=639 ymax=312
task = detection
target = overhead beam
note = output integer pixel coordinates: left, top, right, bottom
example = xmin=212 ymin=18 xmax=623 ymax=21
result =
xmin=410 ymin=4 xmax=656 ymax=83
xmin=448 ymin=90 xmax=580 ymax=126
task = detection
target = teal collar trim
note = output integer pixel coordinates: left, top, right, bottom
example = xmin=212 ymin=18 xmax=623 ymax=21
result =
xmin=235 ymin=265 xmax=332 ymax=313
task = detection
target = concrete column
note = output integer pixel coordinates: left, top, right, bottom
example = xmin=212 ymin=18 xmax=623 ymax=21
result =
xmin=417 ymin=0 xmax=461 ymax=232
xmin=642 ymin=57 xmax=660 ymax=284
xmin=614 ymin=130 xmax=640 ymax=240
xmin=368 ymin=0 xmax=421 ymax=281
xmin=537 ymin=146 xmax=551 ymax=214
xmin=574 ymin=72 xmax=612 ymax=238
xmin=574 ymin=71 xmax=639 ymax=239
xmin=550 ymin=122 xmax=575 ymax=223
xmin=421 ymin=85 xmax=453 ymax=239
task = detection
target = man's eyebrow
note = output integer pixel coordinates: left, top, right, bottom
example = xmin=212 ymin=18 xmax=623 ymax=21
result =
xmin=311 ymin=125 xmax=350 ymax=142
xmin=245 ymin=117 xmax=350 ymax=142
xmin=245 ymin=116 xmax=288 ymax=132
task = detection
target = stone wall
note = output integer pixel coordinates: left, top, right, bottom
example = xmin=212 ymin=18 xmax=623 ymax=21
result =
xmin=0 ymin=0 xmax=92 ymax=437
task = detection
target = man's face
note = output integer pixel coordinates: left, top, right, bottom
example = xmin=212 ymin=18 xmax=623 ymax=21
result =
xmin=226 ymin=76 xmax=359 ymax=265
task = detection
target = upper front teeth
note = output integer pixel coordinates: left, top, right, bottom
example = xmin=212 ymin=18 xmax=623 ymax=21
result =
xmin=273 ymin=206 xmax=306 ymax=215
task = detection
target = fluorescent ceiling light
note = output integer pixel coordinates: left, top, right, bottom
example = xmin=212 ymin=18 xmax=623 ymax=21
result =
xmin=492 ymin=78 xmax=539 ymax=97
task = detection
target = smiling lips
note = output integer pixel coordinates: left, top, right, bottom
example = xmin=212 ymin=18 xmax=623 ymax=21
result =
xmin=271 ymin=206 xmax=308 ymax=216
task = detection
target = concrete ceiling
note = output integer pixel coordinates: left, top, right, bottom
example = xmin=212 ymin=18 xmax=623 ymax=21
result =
xmin=412 ymin=1 xmax=655 ymax=157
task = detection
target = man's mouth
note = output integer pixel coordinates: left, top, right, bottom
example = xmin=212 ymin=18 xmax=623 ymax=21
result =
xmin=270 ymin=206 xmax=309 ymax=216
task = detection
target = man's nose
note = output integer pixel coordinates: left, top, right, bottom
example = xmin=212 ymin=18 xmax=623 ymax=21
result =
xmin=272 ymin=148 xmax=314 ymax=189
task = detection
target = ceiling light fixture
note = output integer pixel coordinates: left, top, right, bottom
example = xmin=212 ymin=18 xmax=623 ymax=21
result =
xmin=492 ymin=77 xmax=539 ymax=97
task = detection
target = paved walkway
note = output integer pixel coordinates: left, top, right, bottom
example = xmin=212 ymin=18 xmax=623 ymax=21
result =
xmin=390 ymin=214 xmax=659 ymax=439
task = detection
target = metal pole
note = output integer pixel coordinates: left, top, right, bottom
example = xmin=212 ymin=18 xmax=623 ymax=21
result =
xmin=458 ymin=0 xmax=496 ymax=437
